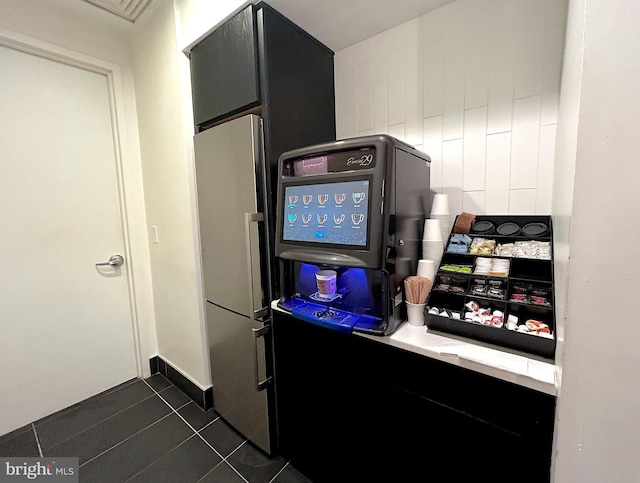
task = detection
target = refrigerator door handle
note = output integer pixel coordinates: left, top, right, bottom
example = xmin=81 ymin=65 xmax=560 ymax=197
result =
xmin=252 ymin=325 xmax=273 ymax=391
xmin=244 ymin=212 xmax=268 ymax=320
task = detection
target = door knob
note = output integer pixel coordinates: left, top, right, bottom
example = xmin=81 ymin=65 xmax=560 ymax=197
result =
xmin=95 ymin=254 xmax=124 ymax=268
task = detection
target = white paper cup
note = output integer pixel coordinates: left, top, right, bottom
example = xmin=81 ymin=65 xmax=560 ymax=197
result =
xmin=422 ymin=239 xmax=443 ymax=260
xmin=430 ymin=193 xmax=450 ymax=215
xmin=315 ymin=270 xmax=337 ymax=298
xmin=416 ymin=259 xmax=435 ymax=281
xmin=406 ymin=302 xmax=426 ymax=326
xmin=431 ymin=213 xmax=452 ymax=243
xmin=422 ymin=219 xmax=443 ymax=241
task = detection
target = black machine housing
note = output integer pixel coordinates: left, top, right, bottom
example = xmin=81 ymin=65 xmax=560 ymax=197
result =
xmin=275 ymin=135 xmax=431 ymax=335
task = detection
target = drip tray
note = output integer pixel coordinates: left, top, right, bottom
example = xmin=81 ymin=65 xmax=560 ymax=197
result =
xmin=291 ymin=302 xmax=360 ymax=333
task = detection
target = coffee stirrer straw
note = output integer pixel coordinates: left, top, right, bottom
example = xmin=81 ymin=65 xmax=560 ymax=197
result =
xmin=404 ymin=276 xmax=432 ymax=304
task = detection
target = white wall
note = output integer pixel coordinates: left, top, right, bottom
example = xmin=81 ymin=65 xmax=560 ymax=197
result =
xmin=334 ymin=0 xmax=567 ymax=217
xmin=173 ymin=0 xmax=248 ymax=50
xmin=131 ymin=0 xmax=210 ymax=389
xmin=0 ymin=0 xmax=157 ymax=370
xmin=552 ymin=0 xmax=640 ymax=481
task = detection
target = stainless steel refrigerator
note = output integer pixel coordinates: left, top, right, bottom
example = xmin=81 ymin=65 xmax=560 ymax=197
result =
xmin=193 ymin=114 xmax=273 ymax=454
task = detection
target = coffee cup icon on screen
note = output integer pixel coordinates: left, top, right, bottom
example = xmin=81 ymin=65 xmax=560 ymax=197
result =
xmin=303 ymin=195 xmax=313 ymax=205
xmin=317 ymin=214 xmax=327 ymax=224
xmin=352 ymin=192 xmax=366 ymax=204
xmin=288 ymin=195 xmax=298 ymax=206
xmin=288 ymin=213 xmax=297 ymax=224
xmin=318 ymin=194 xmax=329 ymax=204
xmin=302 ymin=214 xmax=312 ymax=224
xmin=352 ymin=213 xmax=364 ymax=225
xmin=334 ymin=193 xmax=346 ymax=204
xmin=333 ymin=214 xmax=345 ymax=225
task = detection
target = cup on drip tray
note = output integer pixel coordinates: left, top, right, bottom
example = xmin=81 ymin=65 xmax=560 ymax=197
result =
xmin=315 ymin=270 xmax=337 ymax=299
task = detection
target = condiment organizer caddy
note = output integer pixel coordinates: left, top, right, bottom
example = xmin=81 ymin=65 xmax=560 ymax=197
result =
xmin=424 ymin=215 xmax=556 ymax=359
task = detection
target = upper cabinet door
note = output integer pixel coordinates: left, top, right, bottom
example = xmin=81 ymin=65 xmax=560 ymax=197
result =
xmin=190 ymin=5 xmax=260 ymax=128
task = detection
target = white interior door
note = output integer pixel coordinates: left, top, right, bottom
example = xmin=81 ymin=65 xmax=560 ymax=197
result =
xmin=0 ymin=44 xmax=138 ymax=435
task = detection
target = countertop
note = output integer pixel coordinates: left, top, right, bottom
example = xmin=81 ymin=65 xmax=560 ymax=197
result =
xmin=271 ymin=300 xmax=557 ymax=396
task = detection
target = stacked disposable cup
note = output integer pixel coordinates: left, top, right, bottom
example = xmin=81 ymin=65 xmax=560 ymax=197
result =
xmin=417 ymin=259 xmax=436 ymax=282
xmin=422 ymin=219 xmax=444 ymax=270
xmin=430 ymin=193 xmax=451 ymax=245
xmin=415 ymin=259 xmax=436 ymax=305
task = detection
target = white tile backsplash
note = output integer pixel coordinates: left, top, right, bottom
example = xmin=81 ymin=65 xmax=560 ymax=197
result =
xmin=442 ymin=55 xmax=465 ymax=140
xmin=357 ymin=82 xmax=372 ymax=132
xmin=335 ymin=80 xmax=357 ymax=139
xmin=334 ymin=0 xmax=566 ymax=216
xmin=540 ymin=0 xmax=567 ymax=126
xmin=405 ymin=69 xmax=424 ymax=146
xmin=464 ymin=52 xmax=489 ymax=109
xmin=463 ymin=190 xmax=486 ymax=213
xmin=442 ymin=139 xmax=464 ymax=214
xmin=464 ymin=0 xmax=492 ymax=55
xmin=487 ymin=42 xmax=515 ymax=134
xmin=513 ymin=0 xmax=544 ymax=100
xmin=489 ymin=0 xmax=517 ymax=46
xmin=423 ymin=116 xmax=443 ymax=192
xmin=404 ymin=18 xmax=423 ymax=72
xmin=372 ymin=80 xmax=389 ymax=134
xmin=462 ymin=106 xmax=487 ymax=191
xmin=485 ymin=132 xmax=511 ymax=214
xmin=356 ymin=39 xmax=372 ymax=82
xmin=369 ymin=30 xmax=389 ymax=82
xmin=388 ymin=123 xmax=406 ymax=140
xmin=388 ymin=74 xmax=405 ymax=126
xmin=509 ymin=189 xmax=537 ymax=214
xmin=423 ymin=36 xmax=444 ymax=118
xmin=442 ymin=0 xmax=467 ymax=60
xmin=510 ymin=95 xmax=541 ymax=189
xmin=387 ymin=26 xmax=405 ymax=76
xmin=536 ymin=124 xmax=557 ymax=213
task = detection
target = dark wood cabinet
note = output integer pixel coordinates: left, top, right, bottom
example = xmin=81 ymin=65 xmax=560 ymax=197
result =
xmin=272 ymin=311 xmax=556 ymax=482
xmin=190 ymin=6 xmax=260 ymax=126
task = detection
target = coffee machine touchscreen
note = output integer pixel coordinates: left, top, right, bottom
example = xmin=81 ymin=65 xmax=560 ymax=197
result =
xmin=283 ymin=180 xmax=370 ymax=246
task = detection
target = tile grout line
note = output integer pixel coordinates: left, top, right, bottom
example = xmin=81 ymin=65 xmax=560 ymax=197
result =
xmin=149 ymin=377 xmax=294 ymax=483
xmin=142 ymin=380 xmax=221 ymax=439
xmin=268 ymin=461 xmax=290 ymax=483
xmin=218 ymin=441 xmax=250 ymax=483
xmin=150 ymin=376 xmax=294 ymax=483
xmin=79 ymin=411 xmax=177 ymax=468
xmin=194 ymin=442 xmax=249 ymax=483
xmin=151 ymin=388 xmax=251 ymax=483
xmin=142 ymin=379 xmax=251 ymax=483
xmin=122 ymin=433 xmax=200 ymax=483
xmin=76 ymin=381 xmax=187 ymax=469
xmin=141 ymin=380 xmax=226 ymax=457
xmin=45 ymin=392 xmax=160 ymax=454
xmin=31 ymin=423 xmax=43 ymax=458
xmin=34 ymin=378 xmax=140 ymax=430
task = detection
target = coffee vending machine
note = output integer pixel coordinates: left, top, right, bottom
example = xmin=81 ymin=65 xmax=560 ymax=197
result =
xmin=275 ymin=135 xmax=431 ymax=336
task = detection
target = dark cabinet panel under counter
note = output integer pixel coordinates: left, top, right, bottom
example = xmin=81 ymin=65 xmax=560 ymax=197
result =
xmin=272 ymin=308 xmax=556 ymax=482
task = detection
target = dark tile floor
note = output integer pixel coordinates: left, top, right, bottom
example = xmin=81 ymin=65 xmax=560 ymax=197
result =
xmin=0 ymin=374 xmax=312 ymax=483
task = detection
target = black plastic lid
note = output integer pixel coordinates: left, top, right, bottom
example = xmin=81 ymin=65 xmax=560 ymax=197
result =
xmin=522 ymin=222 xmax=549 ymax=237
xmin=470 ymin=220 xmax=495 ymax=235
xmin=497 ymin=222 xmax=521 ymax=236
